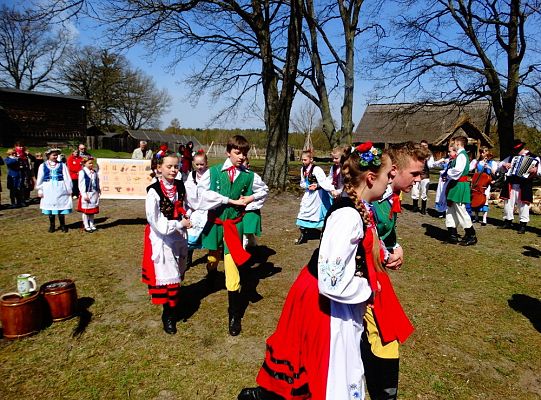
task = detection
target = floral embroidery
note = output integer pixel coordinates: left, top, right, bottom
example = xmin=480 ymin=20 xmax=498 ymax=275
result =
xmin=348 ymin=383 xmax=362 ymax=399
xmin=319 ymin=256 xmax=345 ymax=291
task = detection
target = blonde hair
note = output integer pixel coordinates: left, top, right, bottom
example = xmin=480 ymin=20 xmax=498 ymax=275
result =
xmin=387 ymin=141 xmax=430 ymax=170
xmin=342 ymin=148 xmax=390 ymax=273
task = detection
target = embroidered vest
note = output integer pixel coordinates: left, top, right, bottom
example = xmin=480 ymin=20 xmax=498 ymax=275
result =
xmin=209 ymin=164 xmax=254 ymax=221
xmin=83 ymin=170 xmax=99 ymax=192
xmin=42 ymin=163 xmax=64 ymax=182
xmin=146 ymin=179 xmax=186 ymax=220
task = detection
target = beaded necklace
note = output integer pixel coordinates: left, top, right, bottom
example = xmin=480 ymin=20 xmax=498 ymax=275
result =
xmin=159 ymin=179 xmax=177 ymax=200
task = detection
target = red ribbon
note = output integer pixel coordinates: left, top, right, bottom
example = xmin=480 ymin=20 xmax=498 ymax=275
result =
xmin=363 ymin=222 xmax=414 ymax=344
xmin=227 ymin=166 xmax=236 ymax=183
xmin=173 ymin=201 xmax=187 ymax=219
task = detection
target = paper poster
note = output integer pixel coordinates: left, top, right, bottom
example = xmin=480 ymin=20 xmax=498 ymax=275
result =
xmin=97 ymin=158 xmax=153 ymax=199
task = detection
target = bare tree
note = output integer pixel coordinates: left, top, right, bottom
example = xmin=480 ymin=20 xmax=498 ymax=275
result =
xmin=0 ymin=5 xmax=71 ymax=90
xmin=86 ymin=0 xmax=303 ymax=189
xmin=291 ymin=101 xmax=319 ymax=136
xmin=117 ymin=69 xmax=172 ymax=130
xmin=373 ymin=0 xmax=541 ymax=158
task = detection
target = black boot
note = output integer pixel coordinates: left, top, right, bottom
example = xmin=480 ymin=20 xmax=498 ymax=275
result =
xmin=228 ymin=290 xmax=242 ymax=336
xmin=58 ymin=215 xmax=68 ymax=233
xmin=412 ymin=199 xmax=419 ymax=212
xmin=498 ymin=219 xmax=513 ymax=229
xmin=161 ymin=304 xmax=177 ymax=334
xmin=421 ymin=199 xmax=427 ymax=215
xmin=238 ymin=387 xmax=285 ymax=400
xmin=518 ymin=222 xmax=527 ymax=234
xmin=460 ymin=227 xmax=478 ymax=246
xmin=295 ymin=228 xmax=307 ymax=245
xmin=187 ymin=249 xmax=194 ymax=269
xmin=48 ymin=215 xmax=55 ymax=233
xmin=447 ymin=227 xmax=459 ymax=244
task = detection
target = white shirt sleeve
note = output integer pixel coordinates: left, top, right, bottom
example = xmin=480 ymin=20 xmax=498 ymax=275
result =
xmin=146 ymin=188 xmax=183 ymax=235
xmin=245 ymin=172 xmax=268 ymax=211
xmin=469 ymin=159 xmax=478 ymax=172
xmin=447 ymin=152 xmax=468 ymax=180
xmin=318 ymin=207 xmax=372 ymax=304
xmin=78 ymin=170 xmax=86 ymax=196
xmin=314 ymin=166 xmax=335 ymax=192
xmin=426 ymin=155 xmax=436 ymax=169
xmin=300 ymin=167 xmax=307 ymax=189
xmin=195 ymin=169 xmax=229 ymax=210
xmin=62 ymin=163 xmax=73 ymax=193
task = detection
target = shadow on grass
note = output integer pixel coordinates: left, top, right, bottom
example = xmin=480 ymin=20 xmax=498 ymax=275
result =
xmin=421 ymin=223 xmax=449 ymax=242
xmin=96 ymin=217 xmax=147 ymax=229
xmin=176 ymin=245 xmax=281 ymax=322
xmin=508 ymin=294 xmax=541 ymax=333
xmin=523 ymin=246 xmax=541 ymax=258
xmin=72 ymin=297 xmax=94 ymax=338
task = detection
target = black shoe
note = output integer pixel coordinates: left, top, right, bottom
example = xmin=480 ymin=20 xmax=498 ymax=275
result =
xmin=229 ymin=315 xmax=242 ymax=336
xmin=447 ymin=227 xmax=459 ymax=244
xmin=481 ymin=222 xmax=487 ymax=226
xmin=60 ymin=225 xmax=68 ymax=233
xmin=518 ymin=222 xmax=527 ymax=234
xmin=48 ymin=225 xmax=55 ymax=233
xmin=421 ymin=200 xmax=427 ymax=215
xmin=295 ymin=229 xmax=307 ymax=245
xmin=459 ymin=235 xmax=478 ymax=246
xmin=162 ymin=305 xmax=177 ymax=334
xmin=412 ymin=199 xmax=419 ymax=212
xmin=498 ymin=220 xmax=513 ymax=229
xmin=238 ymin=387 xmax=284 ymax=400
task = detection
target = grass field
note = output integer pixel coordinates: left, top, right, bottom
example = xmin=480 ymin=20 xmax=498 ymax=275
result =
xmin=0 ymin=159 xmax=540 ymax=400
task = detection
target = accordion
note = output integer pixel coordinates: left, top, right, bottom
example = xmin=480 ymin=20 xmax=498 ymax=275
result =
xmin=506 ymin=155 xmax=539 ymax=178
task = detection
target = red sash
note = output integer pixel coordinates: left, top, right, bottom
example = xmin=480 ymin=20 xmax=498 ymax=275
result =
xmin=209 ymin=213 xmax=251 ymax=266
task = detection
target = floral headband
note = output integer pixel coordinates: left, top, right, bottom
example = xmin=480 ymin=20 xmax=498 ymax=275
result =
xmin=81 ymin=155 xmax=94 ymax=164
xmin=353 ymin=141 xmax=382 ymax=167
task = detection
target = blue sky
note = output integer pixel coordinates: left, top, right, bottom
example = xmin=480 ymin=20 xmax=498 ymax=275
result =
xmin=1 ymin=0 xmax=376 ymax=130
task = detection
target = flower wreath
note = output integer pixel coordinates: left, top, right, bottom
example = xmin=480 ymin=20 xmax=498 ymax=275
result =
xmin=354 ymin=141 xmax=382 ymax=167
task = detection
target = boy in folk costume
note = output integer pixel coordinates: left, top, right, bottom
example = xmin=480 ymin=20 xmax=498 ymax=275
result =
xmin=410 ymin=140 xmax=435 ymax=214
xmin=77 ymin=156 xmax=101 ymax=232
xmin=366 ymin=141 xmax=429 ymax=400
xmin=295 ymin=150 xmax=335 ymax=244
xmin=142 ymin=151 xmax=192 ymax=334
xmin=196 ymin=135 xmax=269 ymax=336
xmin=445 ymin=136 xmax=477 ymax=246
xmin=497 ymin=139 xmax=540 ymax=234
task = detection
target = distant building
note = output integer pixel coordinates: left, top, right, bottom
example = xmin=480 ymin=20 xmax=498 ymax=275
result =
xmin=0 ymin=87 xmax=89 ymax=147
xmin=94 ymin=129 xmax=203 ymax=153
xmin=354 ymin=101 xmax=494 ymax=157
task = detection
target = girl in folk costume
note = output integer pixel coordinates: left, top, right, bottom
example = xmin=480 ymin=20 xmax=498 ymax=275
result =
xmin=142 ymin=151 xmax=192 ymax=334
xmin=36 ymin=148 xmax=73 ymax=233
xmin=183 ymin=150 xmax=209 ymax=268
xmin=242 ymin=156 xmax=268 ymax=249
xmin=468 ymin=147 xmax=497 ymax=226
xmin=433 ymin=145 xmax=457 ymax=217
xmin=77 ymin=156 xmax=101 ymax=232
xmin=295 ymin=150 xmax=335 ymax=245
xmin=238 ymin=143 xmax=413 ymax=400
xmin=328 ymin=146 xmax=346 ymax=200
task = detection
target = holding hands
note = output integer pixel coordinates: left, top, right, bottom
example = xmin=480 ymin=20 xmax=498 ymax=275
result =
xmin=228 ymin=195 xmax=254 ymax=207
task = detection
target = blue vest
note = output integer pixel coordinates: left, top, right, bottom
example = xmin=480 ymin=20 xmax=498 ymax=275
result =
xmin=42 ymin=163 xmax=64 ymax=182
xmin=83 ymin=170 xmax=99 ymax=192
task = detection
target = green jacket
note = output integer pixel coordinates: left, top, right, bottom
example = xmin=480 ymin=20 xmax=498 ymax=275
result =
xmin=201 ymin=164 xmax=255 ymax=252
xmin=371 ymin=197 xmax=397 ymax=251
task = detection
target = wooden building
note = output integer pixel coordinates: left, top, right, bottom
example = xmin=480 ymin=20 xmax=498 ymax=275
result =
xmin=93 ymin=129 xmax=203 ymax=153
xmin=353 ymin=101 xmax=494 ymax=158
xmin=0 ymin=87 xmax=89 ymax=147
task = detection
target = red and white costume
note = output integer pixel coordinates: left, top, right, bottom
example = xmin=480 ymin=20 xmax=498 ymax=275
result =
xmin=256 ymin=204 xmax=373 ymax=400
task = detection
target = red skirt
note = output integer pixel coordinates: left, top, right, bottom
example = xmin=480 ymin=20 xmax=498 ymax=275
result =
xmin=256 ymin=266 xmax=331 ymax=400
xmin=77 ymin=196 xmax=99 ymax=214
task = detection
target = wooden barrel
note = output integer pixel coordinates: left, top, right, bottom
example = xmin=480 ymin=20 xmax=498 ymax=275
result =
xmin=40 ymin=279 xmax=78 ymax=322
xmin=0 ymin=291 xmax=43 ymax=339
